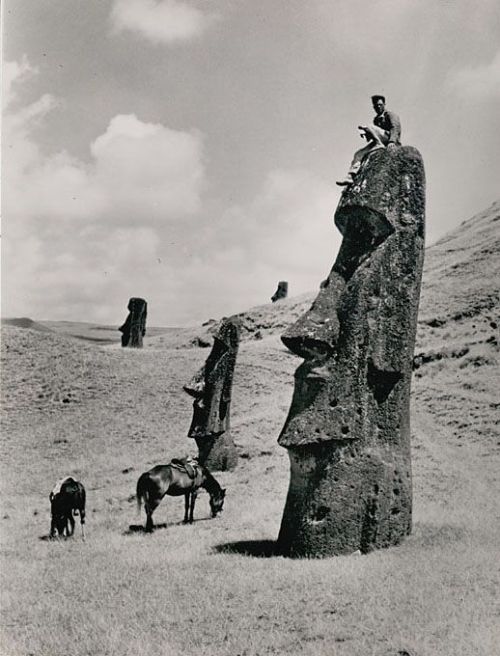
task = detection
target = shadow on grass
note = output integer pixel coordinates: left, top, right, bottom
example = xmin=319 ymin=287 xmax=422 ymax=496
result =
xmin=215 ymin=524 xmax=467 ymax=559
xmin=39 ymin=534 xmax=59 ymax=542
xmin=125 ymin=523 xmax=169 ymax=534
xmin=125 ymin=516 xmax=213 ymax=535
xmin=39 ymin=534 xmax=84 ymax=542
xmin=214 ymin=539 xmax=278 ymax=558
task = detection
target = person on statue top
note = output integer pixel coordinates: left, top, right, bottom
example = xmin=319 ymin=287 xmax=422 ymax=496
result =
xmin=336 ymin=95 xmax=401 ymax=186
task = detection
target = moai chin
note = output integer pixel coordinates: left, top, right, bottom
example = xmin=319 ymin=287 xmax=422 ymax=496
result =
xmin=277 ymin=147 xmax=425 ymax=557
xmin=119 ymin=298 xmax=147 ymax=348
xmin=183 ymin=317 xmax=241 ymax=471
xmin=271 ymin=281 xmax=288 ymax=303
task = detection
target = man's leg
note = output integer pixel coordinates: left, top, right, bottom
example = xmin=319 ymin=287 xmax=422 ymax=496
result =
xmin=362 ymin=125 xmax=389 ymax=146
xmin=336 ymin=144 xmax=373 ymax=185
xmin=336 ymin=127 xmax=389 ymax=186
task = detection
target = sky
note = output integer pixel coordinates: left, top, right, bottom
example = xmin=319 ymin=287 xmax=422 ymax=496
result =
xmin=2 ymin=0 xmax=499 ymax=326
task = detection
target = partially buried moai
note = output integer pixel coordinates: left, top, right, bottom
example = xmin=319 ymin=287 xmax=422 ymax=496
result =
xmin=277 ymin=146 xmax=425 ymax=557
xmin=271 ymin=281 xmax=288 ymax=303
xmin=183 ymin=317 xmax=241 ymax=471
xmin=119 ymin=297 xmax=147 ymax=348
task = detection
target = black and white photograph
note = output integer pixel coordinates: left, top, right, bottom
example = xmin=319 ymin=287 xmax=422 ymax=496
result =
xmin=1 ymin=1 xmax=499 ymax=655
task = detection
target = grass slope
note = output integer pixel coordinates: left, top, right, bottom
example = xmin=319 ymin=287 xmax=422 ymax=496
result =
xmin=1 ymin=203 xmax=499 ymax=656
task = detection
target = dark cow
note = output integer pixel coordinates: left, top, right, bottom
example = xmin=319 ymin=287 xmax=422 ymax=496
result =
xmin=49 ymin=477 xmax=86 ymax=539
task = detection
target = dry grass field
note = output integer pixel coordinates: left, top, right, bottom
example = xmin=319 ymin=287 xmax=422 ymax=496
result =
xmin=1 ymin=202 xmax=499 ymax=656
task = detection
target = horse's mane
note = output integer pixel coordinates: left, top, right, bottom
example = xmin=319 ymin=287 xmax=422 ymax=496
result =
xmin=200 ymin=466 xmax=222 ymax=494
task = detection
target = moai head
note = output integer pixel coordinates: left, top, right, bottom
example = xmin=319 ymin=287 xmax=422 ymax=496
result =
xmin=280 ymin=147 xmax=425 ymax=447
xmin=277 ymin=147 xmax=425 ymax=556
xmin=184 ymin=317 xmax=241 ymax=439
xmin=119 ymin=297 xmax=147 ymax=348
xmin=271 ymin=281 xmax=289 ymax=303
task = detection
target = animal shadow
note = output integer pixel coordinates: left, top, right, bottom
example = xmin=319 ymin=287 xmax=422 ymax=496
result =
xmin=126 ymin=516 xmax=214 ymax=535
xmin=40 ymin=533 xmax=80 ymax=542
xmin=125 ymin=522 xmax=169 ymax=534
xmin=214 ymin=539 xmax=277 ymax=558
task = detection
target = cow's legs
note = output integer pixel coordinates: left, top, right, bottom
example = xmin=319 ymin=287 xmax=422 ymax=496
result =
xmin=67 ymin=513 xmax=75 ymax=537
xmin=50 ymin=516 xmax=57 ymax=538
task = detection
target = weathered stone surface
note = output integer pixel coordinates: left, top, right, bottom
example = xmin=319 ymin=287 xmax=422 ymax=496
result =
xmin=119 ymin=298 xmax=147 ymax=348
xmin=271 ymin=281 xmax=288 ymax=303
xmin=277 ymin=146 xmax=425 ymax=557
xmin=184 ymin=317 xmax=241 ymax=471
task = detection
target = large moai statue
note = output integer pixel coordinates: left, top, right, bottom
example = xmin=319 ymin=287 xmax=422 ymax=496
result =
xmin=277 ymin=147 xmax=425 ymax=557
xmin=271 ymin=281 xmax=288 ymax=303
xmin=119 ymin=297 xmax=147 ymax=348
xmin=183 ymin=317 xmax=241 ymax=471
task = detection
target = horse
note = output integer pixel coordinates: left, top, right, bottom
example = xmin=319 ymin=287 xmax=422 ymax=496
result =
xmin=136 ymin=460 xmax=226 ymax=532
xmin=49 ymin=477 xmax=86 ymax=539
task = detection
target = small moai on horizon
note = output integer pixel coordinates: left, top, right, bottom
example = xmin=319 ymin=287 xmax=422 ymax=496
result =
xmin=183 ymin=317 xmax=241 ymax=471
xmin=119 ymin=297 xmax=147 ymax=348
xmin=277 ymin=146 xmax=426 ymax=557
xmin=271 ymin=281 xmax=288 ymax=303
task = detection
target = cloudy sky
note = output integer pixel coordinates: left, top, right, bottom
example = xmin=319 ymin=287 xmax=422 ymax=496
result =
xmin=2 ymin=0 xmax=499 ymax=326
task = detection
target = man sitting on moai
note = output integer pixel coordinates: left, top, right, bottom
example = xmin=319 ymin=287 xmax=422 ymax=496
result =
xmin=271 ymin=281 xmax=288 ymax=303
xmin=336 ymin=95 xmax=401 ymax=187
xmin=119 ymin=297 xmax=147 ymax=348
xmin=277 ymin=144 xmax=425 ymax=557
xmin=183 ymin=317 xmax=241 ymax=471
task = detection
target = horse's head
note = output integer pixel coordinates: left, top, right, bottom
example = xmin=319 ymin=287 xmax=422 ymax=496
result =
xmin=209 ymin=488 xmax=226 ymax=517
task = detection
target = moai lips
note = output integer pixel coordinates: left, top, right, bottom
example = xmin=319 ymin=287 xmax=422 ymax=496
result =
xmin=277 ymin=147 xmax=425 ymax=557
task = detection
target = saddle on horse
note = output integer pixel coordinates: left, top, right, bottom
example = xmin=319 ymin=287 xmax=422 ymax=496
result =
xmin=170 ymin=457 xmax=200 ymax=480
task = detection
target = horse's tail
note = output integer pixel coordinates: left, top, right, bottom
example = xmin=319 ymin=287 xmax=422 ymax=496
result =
xmin=136 ymin=473 xmax=149 ymax=517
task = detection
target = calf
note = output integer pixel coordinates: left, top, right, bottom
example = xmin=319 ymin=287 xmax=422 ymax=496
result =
xmin=49 ymin=477 xmax=86 ymax=539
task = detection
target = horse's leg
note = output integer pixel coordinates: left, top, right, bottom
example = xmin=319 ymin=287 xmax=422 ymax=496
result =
xmin=50 ymin=516 xmax=57 ymax=538
xmin=145 ymin=498 xmax=160 ymax=533
xmin=79 ymin=505 xmax=86 ymax=529
xmin=145 ymin=502 xmax=154 ymax=532
xmin=183 ymin=493 xmax=190 ymax=524
xmin=67 ymin=512 xmax=75 ymax=537
xmin=189 ymin=490 xmax=198 ymax=524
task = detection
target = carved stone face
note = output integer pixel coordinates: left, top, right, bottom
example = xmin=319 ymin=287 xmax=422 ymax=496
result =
xmin=279 ymin=147 xmax=425 ymax=449
xmin=119 ymin=297 xmax=147 ymax=346
xmin=184 ymin=318 xmax=241 ymax=439
xmin=276 ymin=146 xmax=425 ymax=556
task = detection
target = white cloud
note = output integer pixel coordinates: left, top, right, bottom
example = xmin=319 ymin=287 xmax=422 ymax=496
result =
xmin=447 ymin=50 xmax=500 ymax=100
xmin=2 ymin=58 xmax=207 ymax=323
xmin=2 ymin=54 xmax=36 ymax=110
xmin=109 ymin=0 xmax=214 ymax=44
xmin=167 ymin=168 xmax=340 ymax=323
xmin=2 ymin=57 xmax=338 ymax=326
xmin=91 ymin=114 xmax=205 ymax=220
xmin=4 ymin=106 xmax=206 ymax=226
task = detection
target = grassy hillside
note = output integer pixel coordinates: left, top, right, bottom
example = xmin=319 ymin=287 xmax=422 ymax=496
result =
xmin=1 ymin=202 xmax=499 ymax=656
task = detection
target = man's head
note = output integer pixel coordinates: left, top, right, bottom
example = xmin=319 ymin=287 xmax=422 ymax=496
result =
xmin=371 ymin=95 xmax=385 ymax=115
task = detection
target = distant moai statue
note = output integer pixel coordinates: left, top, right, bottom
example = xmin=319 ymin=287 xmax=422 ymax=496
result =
xmin=271 ymin=281 xmax=288 ymax=303
xmin=183 ymin=317 xmax=241 ymax=471
xmin=119 ymin=297 xmax=147 ymax=348
xmin=277 ymin=146 xmax=425 ymax=557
